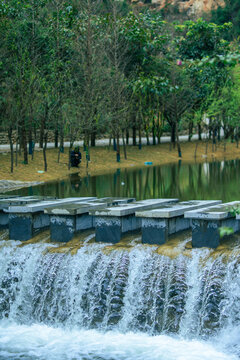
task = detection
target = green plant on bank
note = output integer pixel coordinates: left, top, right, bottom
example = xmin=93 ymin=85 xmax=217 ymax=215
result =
xmin=219 ymin=226 xmax=234 ymax=238
xmin=228 ymin=205 xmax=240 ymax=216
xmin=219 ymin=205 xmax=240 ymax=238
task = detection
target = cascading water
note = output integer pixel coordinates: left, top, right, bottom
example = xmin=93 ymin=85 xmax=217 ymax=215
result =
xmin=0 ymin=236 xmax=240 ymax=360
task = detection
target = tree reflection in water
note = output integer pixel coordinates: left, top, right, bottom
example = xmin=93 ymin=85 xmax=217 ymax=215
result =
xmin=7 ymin=159 xmax=240 ymax=202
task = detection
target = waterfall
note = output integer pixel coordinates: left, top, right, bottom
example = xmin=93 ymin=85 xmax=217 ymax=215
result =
xmin=0 ymin=239 xmax=240 ymax=359
xmin=0 ymin=240 xmax=240 ymax=336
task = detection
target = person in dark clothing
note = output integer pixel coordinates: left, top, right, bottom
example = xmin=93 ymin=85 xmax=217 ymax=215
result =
xmin=70 ymin=147 xmax=82 ymax=167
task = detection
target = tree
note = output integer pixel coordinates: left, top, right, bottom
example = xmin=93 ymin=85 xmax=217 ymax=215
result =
xmin=102 ymin=0 xmax=131 ymax=161
xmin=210 ymin=0 xmax=240 ymax=40
xmin=163 ymin=62 xmax=196 ymax=157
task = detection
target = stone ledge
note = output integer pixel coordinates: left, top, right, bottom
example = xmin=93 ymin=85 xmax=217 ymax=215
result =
xmin=185 ymin=201 xmax=240 ymax=220
xmin=90 ymin=199 xmax=179 ymax=217
xmin=6 ymin=197 xmax=96 ymax=213
xmin=136 ymin=200 xmax=222 ymax=218
xmin=0 ymin=180 xmax=44 ymax=193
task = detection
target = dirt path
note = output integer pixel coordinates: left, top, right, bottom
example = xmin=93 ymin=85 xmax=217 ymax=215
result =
xmin=0 ymin=141 xmax=239 ymax=184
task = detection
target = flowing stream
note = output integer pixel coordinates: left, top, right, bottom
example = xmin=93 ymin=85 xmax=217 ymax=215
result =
xmin=3 ymin=158 xmax=240 ymax=359
xmin=0 ymin=235 xmax=240 ymax=360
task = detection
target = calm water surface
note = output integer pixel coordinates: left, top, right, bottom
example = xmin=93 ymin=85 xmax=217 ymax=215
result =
xmin=7 ymin=159 xmax=240 ymax=201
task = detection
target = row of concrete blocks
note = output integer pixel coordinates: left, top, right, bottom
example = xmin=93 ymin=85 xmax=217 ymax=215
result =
xmin=89 ymin=199 xmax=240 ymax=248
xmin=1 ymin=195 xmax=240 ymax=248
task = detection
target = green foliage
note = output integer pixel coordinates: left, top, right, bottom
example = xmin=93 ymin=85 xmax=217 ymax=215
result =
xmin=118 ymin=10 xmax=168 ymax=74
xmin=219 ymin=226 xmax=234 ymax=238
xmin=176 ymin=18 xmax=231 ymax=60
xmin=0 ymin=0 xmax=240 ymax=168
xmin=210 ymin=0 xmax=240 ymax=39
xmin=218 ymin=205 xmax=240 ymax=240
xmin=229 ymin=205 xmax=240 ymax=216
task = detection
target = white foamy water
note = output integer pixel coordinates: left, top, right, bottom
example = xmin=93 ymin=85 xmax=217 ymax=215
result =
xmin=0 ymin=239 xmax=240 ymax=359
xmin=0 ymin=323 xmax=237 ymax=360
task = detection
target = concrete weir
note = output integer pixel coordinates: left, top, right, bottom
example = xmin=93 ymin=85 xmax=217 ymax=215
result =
xmin=185 ymin=201 xmax=240 ymax=248
xmin=6 ymin=197 xmax=95 ymax=241
xmin=3 ymin=196 xmax=240 ymax=247
xmin=135 ymin=200 xmax=222 ymax=245
xmin=90 ymin=199 xmax=178 ymax=244
xmin=0 ymin=196 xmax=56 ymax=229
xmin=44 ymin=197 xmax=135 ymax=242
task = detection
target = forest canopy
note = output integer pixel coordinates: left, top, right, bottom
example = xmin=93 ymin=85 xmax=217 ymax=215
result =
xmin=0 ymin=0 xmax=240 ymax=170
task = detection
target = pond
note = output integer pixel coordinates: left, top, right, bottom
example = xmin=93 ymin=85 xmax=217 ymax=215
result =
xmin=6 ymin=158 xmax=240 ymax=202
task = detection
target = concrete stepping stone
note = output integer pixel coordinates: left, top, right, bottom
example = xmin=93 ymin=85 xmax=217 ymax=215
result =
xmin=135 ymin=200 xmax=221 ymax=245
xmin=6 ymin=197 xmax=95 ymax=241
xmin=44 ymin=197 xmax=135 ymax=243
xmin=184 ymin=201 xmax=240 ymax=248
xmin=89 ymin=198 xmax=179 ymax=244
xmin=0 ymin=196 xmax=56 ymax=229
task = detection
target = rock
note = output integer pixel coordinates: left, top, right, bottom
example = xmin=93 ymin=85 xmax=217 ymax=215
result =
xmin=134 ymin=0 xmax=225 ymax=16
xmin=0 ymin=180 xmax=43 ymax=193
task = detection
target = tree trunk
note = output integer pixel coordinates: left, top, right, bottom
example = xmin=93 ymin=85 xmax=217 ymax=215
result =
xmin=85 ymin=132 xmax=90 ymax=169
xmin=231 ymin=126 xmax=234 ymax=143
xmin=15 ymin=136 xmax=19 ymax=167
xmin=18 ymin=124 xmax=22 ymax=156
xmin=156 ymin=120 xmax=162 ymax=144
xmin=126 ymin=129 xmax=129 ymax=145
xmin=138 ymin=126 xmax=142 ymax=150
xmin=223 ymin=124 xmax=227 ymax=139
xmin=132 ymin=126 xmax=136 ymax=146
xmin=116 ymin=133 xmax=120 ymax=162
xmin=152 ymin=122 xmax=156 ymax=145
xmin=43 ymin=132 xmax=48 ymax=172
xmin=20 ymin=118 xmax=28 ymax=164
xmin=122 ymin=130 xmax=127 ymax=160
xmin=57 ymin=128 xmax=64 ymax=163
xmin=60 ymin=129 xmax=64 ymax=151
xmin=212 ymin=127 xmax=216 ymax=152
xmin=145 ymin=124 xmax=150 ymax=145
xmin=188 ymin=120 xmax=193 ymax=141
xmin=29 ymin=129 xmax=35 ymax=160
xmin=55 ymin=129 xmax=59 ymax=148
xmin=34 ymin=124 xmax=37 ymax=144
xmin=198 ymin=124 xmax=202 ymax=140
xmin=29 ymin=129 xmax=33 ymax=157
xmin=91 ymin=131 xmax=96 ymax=147
xmin=39 ymin=117 xmax=45 ymax=148
xmin=113 ymin=137 xmax=117 ymax=151
xmin=217 ymin=126 xmax=221 ymax=142
xmin=209 ymin=128 xmax=212 ymax=140
xmin=175 ymin=121 xmax=182 ymax=158
xmin=171 ymin=123 xmax=176 ymax=149
xmin=40 ymin=103 xmax=48 ymax=148
xmin=8 ymin=128 xmax=14 ymax=173
xmin=32 ymin=143 xmax=35 ymax=161
xmin=68 ymin=138 xmax=75 ymax=170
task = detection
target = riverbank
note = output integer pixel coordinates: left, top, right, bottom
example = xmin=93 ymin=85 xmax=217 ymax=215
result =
xmin=0 ymin=140 xmax=239 ymax=185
